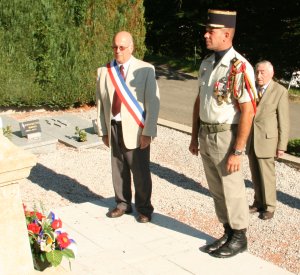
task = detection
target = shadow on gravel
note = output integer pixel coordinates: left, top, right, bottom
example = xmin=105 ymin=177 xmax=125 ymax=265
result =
xmin=28 ymin=163 xmax=103 ymax=203
xmin=245 ymin=179 xmax=300 ymax=210
xmin=151 ymin=212 xmax=212 ymax=242
xmin=150 ymin=162 xmax=211 ymax=197
xmin=150 ymin=165 xmax=300 ymax=210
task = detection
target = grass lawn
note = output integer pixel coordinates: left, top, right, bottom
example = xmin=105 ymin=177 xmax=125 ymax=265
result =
xmin=289 ymin=87 xmax=300 ymax=96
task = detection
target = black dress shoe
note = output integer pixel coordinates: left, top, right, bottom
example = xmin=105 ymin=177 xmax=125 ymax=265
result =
xmin=249 ymin=205 xmax=263 ymax=214
xmin=259 ymin=211 xmax=274 ymax=220
xmin=137 ymin=214 xmax=151 ymax=223
xmin=202 ymin=224 xmax=232 ymax=253
xmin=106 ymin=207 xmax=132 ymax=218
xmin=212 ymin=229 xmax=247 ymax=258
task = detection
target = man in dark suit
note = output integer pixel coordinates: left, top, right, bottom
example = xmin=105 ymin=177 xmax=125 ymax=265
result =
xmin=248 ymin=60 xmax=290 ymax=220
xmin=96 ymin=31 xmax=160 ymax=223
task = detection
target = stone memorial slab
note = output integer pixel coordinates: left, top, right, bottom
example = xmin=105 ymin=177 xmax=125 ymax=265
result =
xmin=39 ymin=114 xmax=102 ymax=149
xmin=19 ymin=119 xmax=42 ymax=140
xmin=0 ymin=135 xmax=37 ymax=275
xmin=1 ymin=115 xmax=58 ymax=154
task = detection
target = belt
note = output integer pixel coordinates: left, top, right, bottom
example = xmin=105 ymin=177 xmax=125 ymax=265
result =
xmin=200 ymin=120 xmax=237 ymax=133
xmin=111 ymin=120 xmax=122 ymax=125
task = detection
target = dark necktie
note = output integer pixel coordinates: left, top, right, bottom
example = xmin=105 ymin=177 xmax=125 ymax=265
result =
xmin=258 ymin=87 xmax=264 ymax=99
xmin=112 ymin=65 xmax=125 ymax=116
xmin=257 ymin=87 xmax=264 ymax=105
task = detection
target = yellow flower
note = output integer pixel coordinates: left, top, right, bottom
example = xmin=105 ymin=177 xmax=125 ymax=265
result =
xmin=46 ymin=236 xmax=53 ymax=245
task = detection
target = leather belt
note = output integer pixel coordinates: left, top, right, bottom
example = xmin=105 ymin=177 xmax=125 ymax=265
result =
xmin=111 ymin=120 xmax=122 ymax=126
xmin=200 ymin=120 xmax=237 ymax=133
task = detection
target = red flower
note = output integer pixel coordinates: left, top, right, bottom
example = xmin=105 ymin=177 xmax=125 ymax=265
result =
xmin=27 ymin=223 xmax=41 ymax=234
xmin=57 ymin=232 xmax=71 ymax=249
xmin=35 ymin=212 xmax=44 ymax=221
xmin=28 ymin=211 xmax=37 ymax=218
xmin=51 ymin=219 xmax=62 ymax=230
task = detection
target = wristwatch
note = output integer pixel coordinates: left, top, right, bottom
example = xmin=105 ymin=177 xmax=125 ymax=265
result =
xmin=232 ymin=149 xmax=243 ymax=156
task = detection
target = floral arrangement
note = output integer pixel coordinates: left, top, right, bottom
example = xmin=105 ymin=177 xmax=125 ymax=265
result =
xmin=23 ymin=204 xmax=76 ymax=271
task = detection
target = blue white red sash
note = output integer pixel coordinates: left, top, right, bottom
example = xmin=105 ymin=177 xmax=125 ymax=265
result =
xmin=107 ymin=60 xmax=145 ymax=128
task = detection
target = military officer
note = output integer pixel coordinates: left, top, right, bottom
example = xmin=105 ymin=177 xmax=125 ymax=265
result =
xmin=189 ymin=9 xmax=256 ymax=258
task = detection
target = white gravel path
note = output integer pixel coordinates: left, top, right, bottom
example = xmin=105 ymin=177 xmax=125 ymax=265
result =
xmin=17 ymin=108 xmax=300 ymax=274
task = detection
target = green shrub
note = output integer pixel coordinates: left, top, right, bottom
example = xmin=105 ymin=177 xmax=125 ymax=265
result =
xmin=2 ymin=125 xmax=12 ymax=139
xmin=287 ymin=139 xmax=300 ymax=157
xmin=75 ymin=126 xmax=87 ymax=142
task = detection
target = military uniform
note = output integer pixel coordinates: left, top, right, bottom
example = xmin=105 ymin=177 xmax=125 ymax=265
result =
xmin=191 ymin=9 xmax=257 ymax=258
xmin=198 ymin=47 xmax=256 ymax=230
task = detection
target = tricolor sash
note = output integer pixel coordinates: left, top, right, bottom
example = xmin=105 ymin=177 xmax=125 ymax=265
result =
xmin=107 ymin=60 xmax=145 ymax=128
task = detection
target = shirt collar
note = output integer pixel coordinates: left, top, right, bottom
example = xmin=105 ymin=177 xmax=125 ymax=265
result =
xmin=116 ymin=56 xmax=132 ymax=74
xmin=258 ymin=80 xmax=271 ymax=92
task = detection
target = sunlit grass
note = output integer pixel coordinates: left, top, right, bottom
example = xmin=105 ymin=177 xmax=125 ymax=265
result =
xmin=289 ymin=88 xmax=300 ymax=96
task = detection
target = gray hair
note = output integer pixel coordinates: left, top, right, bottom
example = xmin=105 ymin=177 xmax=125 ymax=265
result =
xmin=255 ymin=60 xmax=274 ymax=73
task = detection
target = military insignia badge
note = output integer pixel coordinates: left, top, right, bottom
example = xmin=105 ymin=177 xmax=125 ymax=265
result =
xmin=213 ymin=76 xmax=232 ymax=105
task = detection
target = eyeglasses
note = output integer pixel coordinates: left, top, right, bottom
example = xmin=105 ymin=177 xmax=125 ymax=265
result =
xmin=112 ymin=45 xmax=129 ymax=51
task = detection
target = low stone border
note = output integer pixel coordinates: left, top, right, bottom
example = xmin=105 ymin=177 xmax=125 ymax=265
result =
xmin=277 ymin=153 xmax=300 ymax=170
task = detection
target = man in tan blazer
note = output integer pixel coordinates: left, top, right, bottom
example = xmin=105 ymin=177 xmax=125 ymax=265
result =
xmin=96 ymin=31 xmax=160 ymax=223
xmin=248 ymin=60 xmax=289 ymax=220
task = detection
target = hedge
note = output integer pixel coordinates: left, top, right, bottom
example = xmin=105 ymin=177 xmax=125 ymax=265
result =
xmin=0 ymin=0 xmax=146 ymax=109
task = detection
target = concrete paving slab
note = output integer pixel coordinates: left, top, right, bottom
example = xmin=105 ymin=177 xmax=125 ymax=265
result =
xmin=51 ymin=199 xmax=294 ymax=275
xmin=38 ymin=114 xmax=102 ymax=149
xmin=81 ymin=251 xmax=138 ymax=274
xmin=133 ymin=256 xmax=192 ymax=275
xmin=1 ymin=115 xmax=57 ymax=154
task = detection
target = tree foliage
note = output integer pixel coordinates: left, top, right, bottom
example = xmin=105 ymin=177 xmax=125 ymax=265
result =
xmin=0 ymin=0 xmax=146 ymax=108
xmin=144 ymin=0 xmax=300 ymax=78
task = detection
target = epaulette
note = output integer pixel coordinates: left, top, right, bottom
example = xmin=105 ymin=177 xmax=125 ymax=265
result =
xmin=231 ymin=57 xmax=242 ymax=68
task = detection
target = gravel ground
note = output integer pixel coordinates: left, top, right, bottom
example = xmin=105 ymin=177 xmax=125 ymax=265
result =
xmin=13 ymin=108 xmax=300 ymax=274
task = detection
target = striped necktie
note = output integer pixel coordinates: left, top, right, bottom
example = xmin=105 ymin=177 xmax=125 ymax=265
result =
xmin=257 ymin=87 xmax=264 ymax=105
xmin=258 ymin=87 xmax=264 ymax=99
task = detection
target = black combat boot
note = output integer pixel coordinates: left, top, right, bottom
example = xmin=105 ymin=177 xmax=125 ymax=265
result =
xmin=203 ymin=224 xmax=232 ymax=253
xmin=211 ymin=228 xmax=247 ymax=258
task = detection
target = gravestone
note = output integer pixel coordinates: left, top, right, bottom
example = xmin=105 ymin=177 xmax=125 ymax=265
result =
xmin=38 ymin=114 xmax=102 ymax=149
xmin=2 ymin=114 xmax=102 ymax=151
xmin=1 ymin=115 xmax=58 ymax=154
xmin=0 ymin=125 xmax=37 ymax=274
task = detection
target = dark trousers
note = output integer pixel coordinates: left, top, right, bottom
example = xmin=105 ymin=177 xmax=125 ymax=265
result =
xmin=111 ymin=121 xmax=153 ymax=216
